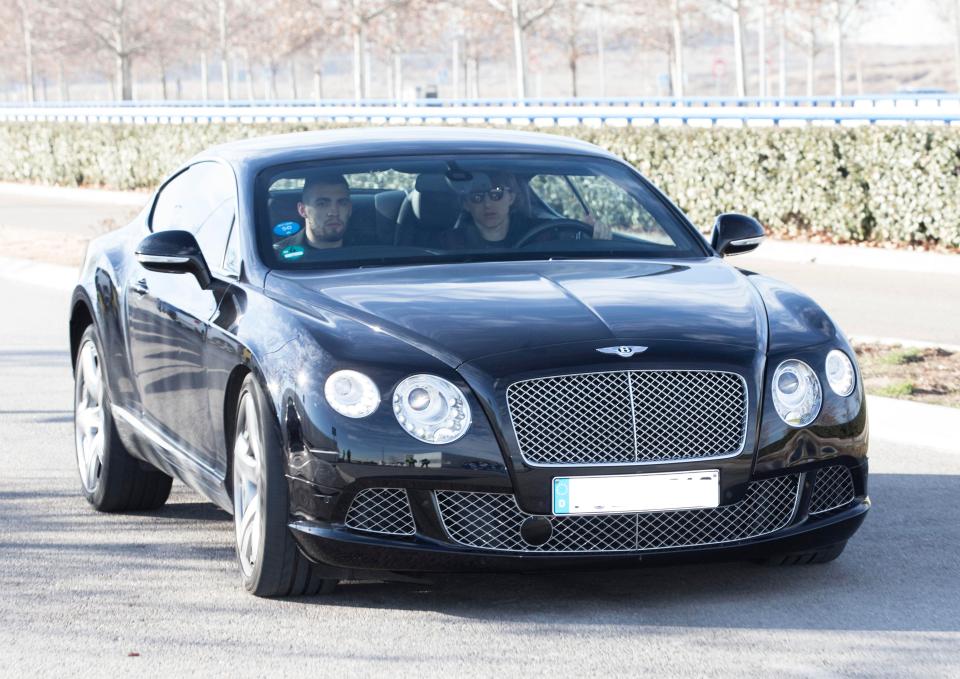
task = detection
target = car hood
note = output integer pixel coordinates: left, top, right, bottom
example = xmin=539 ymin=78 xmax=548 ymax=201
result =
xmin=266 ymin=258 xmax=767 ymax=366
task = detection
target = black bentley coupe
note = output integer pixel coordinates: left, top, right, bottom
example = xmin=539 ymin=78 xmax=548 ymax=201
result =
xmin=69 ymin=127 xmax=869 ymax=596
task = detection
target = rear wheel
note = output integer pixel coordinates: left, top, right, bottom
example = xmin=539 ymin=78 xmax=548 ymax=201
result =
xmin=232 ymin=374 xmax=337 ymax=597
xmin=761 ymin=540 xmax=847 ymax=566
xmin=74 ymin=326 xmax=172 ymax=511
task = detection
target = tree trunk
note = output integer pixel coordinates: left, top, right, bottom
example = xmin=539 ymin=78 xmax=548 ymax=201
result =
xmin=160 ymin=55 xmax=168 ymax=100
xmin=394 ymin=52 xmax=403 ymax=100
xmin=58 ymin=61 xmax=68 ymax=101
xmin=832 ymin=1 xmax=843 ymax=98
xmin=363 ymin=41 xmax=372 ymax=98
xmin=245 ymin=51 xmax=255 ymax=100
xmin=120 ymin=54 xmax=132 ymax=100
xmin=955 ymin=0 xmax=960 ymax=92
xmin=269 ymin=61 xmax=278 ymax=100
xmin=569 ymin=51 xmax=578 ymax=97
xmin=452 ymin=36 xmax=460 ymax=99
xmin=352 ymin=22 xmax=363 ymax=100
xmin=670 ymin=0 xmax=683 ymax=98
xmin=757 ymin=0 xmax=766 ymax=98
xmin=732 ymin=0 xmax=746 ymax=97
xmin=201 ymin=52 xmax=209 ymax=101
xmin=596 ymin=4 xmax=606 ymax=97
xmin=806 ymin=30 xmax=815 ymax=97
xmin=778 ymin=3 xmax=786 ymax=97
xmin=17 ymin=0 xmax=35 ymax=103
xmin=219 ymin=0 xmax=230 ymax=101
xmin=472 ymin=57 xmax=480 ymax=98
xmin=511 ymin=0 xmax=526 ymax=99
xmin=290 ymin=60 xmax=298 ymax=99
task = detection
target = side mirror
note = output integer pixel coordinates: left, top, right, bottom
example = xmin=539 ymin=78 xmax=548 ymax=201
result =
xmin=135 ymin=230 xmax=212 ymax=289
xmin=710 ymin=213 xmax=765 ymax=257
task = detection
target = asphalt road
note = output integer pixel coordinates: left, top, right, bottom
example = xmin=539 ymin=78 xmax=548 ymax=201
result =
xmin=0 ymin=192 xmax=141 ymax=236
xmin=1 ymin=278 xmax=959 ymax=677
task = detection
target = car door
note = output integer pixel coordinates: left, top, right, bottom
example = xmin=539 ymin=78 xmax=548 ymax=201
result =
xmin=125 ymin=161 xmax=237 ymax=472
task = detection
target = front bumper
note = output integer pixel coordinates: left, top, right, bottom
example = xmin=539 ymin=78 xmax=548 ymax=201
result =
xmin=288 ymin=462 xmax=869 ymax=577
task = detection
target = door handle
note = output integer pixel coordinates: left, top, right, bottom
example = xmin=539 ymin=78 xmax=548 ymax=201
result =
xmin=131 ymin=279 xmax=149 ymax=296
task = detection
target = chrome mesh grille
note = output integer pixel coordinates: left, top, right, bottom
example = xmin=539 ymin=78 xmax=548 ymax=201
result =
xmin=507 ymin=370 xmax=748 ymax=465
xmin=344 ymin=488 xmax=416 ymax=536
xmin=435 ymin=475 xmax=799 ymax=553
xmin=809 ymin=465 xmax=856 ymax=514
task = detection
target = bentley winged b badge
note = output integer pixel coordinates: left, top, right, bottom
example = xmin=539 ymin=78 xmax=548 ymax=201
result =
xmin=596 ymin=345 xmax=648 ymax=358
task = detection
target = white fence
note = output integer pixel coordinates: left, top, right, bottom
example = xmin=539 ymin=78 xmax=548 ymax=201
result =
xmin=3 ymin=94 xmax=960 ymax=127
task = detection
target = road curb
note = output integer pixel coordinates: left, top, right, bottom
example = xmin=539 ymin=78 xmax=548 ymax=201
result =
xmin=0 ymin=256 xmax=76 ymax=292
xmin=0 ymin=181 xmax=149 ymax=207
xmin=866 ymin=395 xmax=960 ymax=454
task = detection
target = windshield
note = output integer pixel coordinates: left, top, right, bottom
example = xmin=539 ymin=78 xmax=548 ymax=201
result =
xmin=255 ymin=154 xmax=706 ymax=269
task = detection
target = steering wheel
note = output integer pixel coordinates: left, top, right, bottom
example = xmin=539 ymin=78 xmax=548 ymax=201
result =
xmin=514 ymin=219 xmax=595 ymax=248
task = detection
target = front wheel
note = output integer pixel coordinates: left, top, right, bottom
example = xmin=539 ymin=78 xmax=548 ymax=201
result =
xmin=231 ymin=374 xmax=337 ymax=597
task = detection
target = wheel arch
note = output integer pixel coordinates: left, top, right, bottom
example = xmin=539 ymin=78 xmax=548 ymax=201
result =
xmin=69 ymin=293 xmax=95 ymax=373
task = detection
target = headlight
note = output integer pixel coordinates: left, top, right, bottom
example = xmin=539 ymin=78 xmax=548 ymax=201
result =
xmin=324 ymin=370 xmax=380 ymax=418
xmin=825 ymin=350 xmax=856 ymax=396
xmin=771 ymin=359 xmax=822 ymax=427
xmin=393 ymin=374 xmax=472 ymax=444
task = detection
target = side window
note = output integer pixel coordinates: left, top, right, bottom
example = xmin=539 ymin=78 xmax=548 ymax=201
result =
xmin=223 ymin=221 xmax=241 ymax=277
xmin=569 ymin=175 xmax=675 ymax=245
xmin=151 ymin=162 xmax=237 ymax=272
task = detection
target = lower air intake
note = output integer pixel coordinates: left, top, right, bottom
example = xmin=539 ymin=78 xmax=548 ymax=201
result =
xmin=809 ymin=465 xmax=856 ymax=514
xmin=345 ymin=488 xmax=416 ymax=536
xmin=435 ymin=475 xmax=800 ymax=553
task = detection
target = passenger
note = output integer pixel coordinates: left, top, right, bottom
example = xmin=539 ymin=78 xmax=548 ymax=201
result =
xmin=274 ymin=173 xmax=352 ymax=253
xmin=445 ymin=171 xmax=611 ymax=248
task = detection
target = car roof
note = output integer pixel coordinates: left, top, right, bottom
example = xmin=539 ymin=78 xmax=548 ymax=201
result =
xmin=194 ymin=126 xmax=620 ymax=174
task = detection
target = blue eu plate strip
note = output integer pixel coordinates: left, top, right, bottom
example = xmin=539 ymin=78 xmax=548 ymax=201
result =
xmin=553 ymin=477 xmax=570 ymax=514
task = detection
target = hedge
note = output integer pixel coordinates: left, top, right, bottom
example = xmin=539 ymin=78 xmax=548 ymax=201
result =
xmin=1 ymin=121 xmax=958 ymax=247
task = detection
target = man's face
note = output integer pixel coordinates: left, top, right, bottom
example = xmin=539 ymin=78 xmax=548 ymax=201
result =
xmin=298 ymin=182 xmax=352 ymax=248
xmin=464 ymin=186 xmax=515 ymax=233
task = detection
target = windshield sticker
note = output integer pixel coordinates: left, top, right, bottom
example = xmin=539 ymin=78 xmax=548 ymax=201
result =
xmin=273 ymin=221 xmax=302 ymax=237
xmin=280 ymin=245 xmax=305 ymax=260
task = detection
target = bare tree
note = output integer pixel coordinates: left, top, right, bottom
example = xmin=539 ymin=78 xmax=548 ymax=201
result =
xmin=539 ymin=0 xmax=593 ymax=96
xmin=62 ymin=0 xmax=166 ymax=100
xmin=486 ymin=0 xmax=557 ymax=99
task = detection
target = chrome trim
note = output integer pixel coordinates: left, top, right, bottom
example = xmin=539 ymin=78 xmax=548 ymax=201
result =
xmin=136 ymin=253 xmax=191 ymax=265
xmin=111 ymin=405 xmax=219 ymax=478
xmin=729 ymin=236 xmax=765 ymax=247
xmin=506 ymin=369 xmax=749 ymax=467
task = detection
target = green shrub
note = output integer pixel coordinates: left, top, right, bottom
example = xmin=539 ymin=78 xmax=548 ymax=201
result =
xmin=1 ymin=121 xmax=959 ymax=247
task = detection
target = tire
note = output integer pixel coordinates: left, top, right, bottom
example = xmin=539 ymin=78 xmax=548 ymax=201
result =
xmin=231 ymin=374 xmax=337 ymax=597
xmin=74 ymin=325 xmax=172 ymax=512
xmin=761 ymin=540 xmax=847 ymax=566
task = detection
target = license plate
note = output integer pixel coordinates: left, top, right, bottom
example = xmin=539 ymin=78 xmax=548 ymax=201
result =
xmin=552 ymin=470 xmax=720 ymax=515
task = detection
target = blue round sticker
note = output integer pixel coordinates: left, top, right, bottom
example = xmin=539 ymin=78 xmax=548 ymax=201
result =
xmin=273 ymin=221 xmax=302 ymax=237
xmin=280 ymin=245 xmax=305 ymax=260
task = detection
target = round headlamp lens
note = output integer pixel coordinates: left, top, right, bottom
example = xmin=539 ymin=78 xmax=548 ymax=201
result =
xmin=393 ymin=374 xmax=472 ymax=444
xmin=772 ymin=359 xmax=822 ymax=427
xmin=825 ymin=350 xmax=856 ymax=397
xmin=324 ymin=370 xmax=380 ymax=418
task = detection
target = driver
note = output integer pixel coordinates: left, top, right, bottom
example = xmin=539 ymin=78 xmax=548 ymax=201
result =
xmin=444 ymin=171 xmax=612 ymax=249
xmin=274 ymin=173 xmax=352 ymax=255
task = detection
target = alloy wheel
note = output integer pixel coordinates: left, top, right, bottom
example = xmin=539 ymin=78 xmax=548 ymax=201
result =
xmin=74 ymin=339 xmax=105 ymax=494
xmin=233 ymin=392 xmax=263 ymax=578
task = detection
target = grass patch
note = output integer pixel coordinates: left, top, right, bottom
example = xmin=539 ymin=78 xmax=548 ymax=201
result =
xmin=879 ymin=348 xmax=922 ymax=366
xmin=874 ymin=381 xmax=916 ymax=398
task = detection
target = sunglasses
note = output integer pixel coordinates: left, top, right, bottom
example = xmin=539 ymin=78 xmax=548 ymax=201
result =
xmin=468 ymin=187 xmax=511 ymax=204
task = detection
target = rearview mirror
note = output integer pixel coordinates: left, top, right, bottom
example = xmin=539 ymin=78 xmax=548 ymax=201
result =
xmin=710 ymin=213 xmax=765 ymax=257
xmin=135 ymin=230 xmax=212 ymax=289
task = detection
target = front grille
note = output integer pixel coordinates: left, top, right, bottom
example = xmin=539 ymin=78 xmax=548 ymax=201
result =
xmin=435 ymin=475 xmax=799 ymax=553
xmin=809 ymin=465 xmax=856 ymax=514
xmin=344 ymin=488 xmax=416 ymax=536
xmin=507 ymin=370 xmax=748 ymax=465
